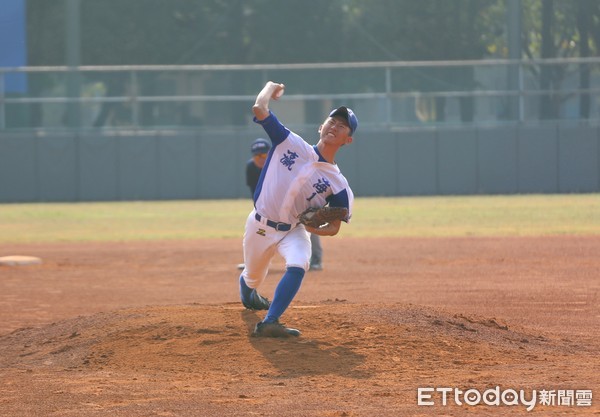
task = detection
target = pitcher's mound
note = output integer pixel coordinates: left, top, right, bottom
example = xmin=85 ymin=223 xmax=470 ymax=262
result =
xmin=1 ymin=302 xmax=596 ymax=417
xmin=0 ymin=255 xmax=42 ymax=266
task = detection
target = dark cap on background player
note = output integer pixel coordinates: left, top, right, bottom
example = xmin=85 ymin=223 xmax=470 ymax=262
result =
xmin=329 ymin=106 xmax=358 ymax=135
xmin=251 ymin=138 xmax=271 ymax=155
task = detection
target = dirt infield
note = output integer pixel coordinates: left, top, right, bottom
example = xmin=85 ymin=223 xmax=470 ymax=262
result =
xmin=1 ymin=237 xmax=599 ymax=416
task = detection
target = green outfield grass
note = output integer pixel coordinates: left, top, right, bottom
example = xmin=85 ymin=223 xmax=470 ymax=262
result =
xmin=1 ymin=194 xmax=599 ymax=243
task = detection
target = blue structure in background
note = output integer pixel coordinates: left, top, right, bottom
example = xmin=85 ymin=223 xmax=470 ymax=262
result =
xmin=0 ymin=0 xmax=27 ymax=93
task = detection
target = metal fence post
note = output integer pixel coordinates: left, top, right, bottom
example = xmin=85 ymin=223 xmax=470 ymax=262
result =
xmin=385 ymin=66 xmax=392 ymax=127
xmin=507 ymin=0 xmax=522 ymax=122
xmin=65 ymin=0 xmax=81 ymax=128
xmin=130 ymin=70 xmax=139 ymax=128
xmin=0 ymin=72 xmax=5 ymax=130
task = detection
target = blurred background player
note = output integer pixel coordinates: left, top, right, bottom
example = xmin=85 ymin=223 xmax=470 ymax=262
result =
xmin=247 ymin=138 xmax=270 ymax=196
xmin=236 ymin=138 xmax=271 ymax=270
xmin=238 ymin=138 xmax=324 ymax=271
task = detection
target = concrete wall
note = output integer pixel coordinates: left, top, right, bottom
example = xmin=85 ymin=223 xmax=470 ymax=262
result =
xmin=1 ymin=123 xmax=598 ymax=202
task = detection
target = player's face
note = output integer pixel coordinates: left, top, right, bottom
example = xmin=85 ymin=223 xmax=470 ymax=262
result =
xmin=319 ymin=116 xmax=352 ymax=146
xmin=253 ymin=153 xmax=268 ymax=168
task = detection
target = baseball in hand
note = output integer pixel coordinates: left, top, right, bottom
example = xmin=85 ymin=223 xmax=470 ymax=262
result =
xmin=272 ymin=85 xmax=284 ymax=100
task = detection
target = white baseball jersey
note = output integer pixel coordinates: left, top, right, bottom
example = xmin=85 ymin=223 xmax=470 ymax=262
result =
xmin=253 ymin=111 xmax=354 ymax=226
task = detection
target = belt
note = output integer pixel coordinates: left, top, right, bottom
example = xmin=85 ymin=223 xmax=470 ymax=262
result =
xmin=255 ymin=213 xmax=292 ymax=232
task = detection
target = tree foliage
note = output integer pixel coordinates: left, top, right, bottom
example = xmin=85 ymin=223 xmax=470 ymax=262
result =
xmin=27 ymin=0 xmax=599 ymax=66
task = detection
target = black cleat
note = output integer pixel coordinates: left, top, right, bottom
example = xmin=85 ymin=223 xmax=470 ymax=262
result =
xmin=309 ymin=262 xmax=323 ymax=271
xmin=242 ymin=289 xmax=271 ymax=311
xmin=253 ymin=321 xmax=301 ymax=338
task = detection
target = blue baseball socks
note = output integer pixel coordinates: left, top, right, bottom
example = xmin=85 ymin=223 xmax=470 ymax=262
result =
xmin=263 ymin=266 xmax=305 ymax=324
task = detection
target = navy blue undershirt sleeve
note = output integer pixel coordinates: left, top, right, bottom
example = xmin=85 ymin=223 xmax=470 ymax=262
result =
xmin=253 ymin=111 xmax=290 ymax=146
xmin=326 ymin=190 xmax=351 ymax=222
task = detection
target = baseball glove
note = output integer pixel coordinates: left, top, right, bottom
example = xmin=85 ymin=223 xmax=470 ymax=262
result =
xmin=297 ymin=206 xmax=348 ymax=228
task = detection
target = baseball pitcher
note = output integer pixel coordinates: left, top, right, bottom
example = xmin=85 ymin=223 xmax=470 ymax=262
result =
xmin=239 ymin=81 xmax=357 ymax=338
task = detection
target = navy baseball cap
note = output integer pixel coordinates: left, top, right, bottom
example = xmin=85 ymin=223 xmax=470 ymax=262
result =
xmin=251 ymin=138 xmax=271 ymax=155
xmin=329 ymin=106 xmax=358 ymax=135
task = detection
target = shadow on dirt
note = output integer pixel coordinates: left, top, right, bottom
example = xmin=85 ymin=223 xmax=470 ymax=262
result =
xmin=241 ymin=309 xmax=371 ymax=379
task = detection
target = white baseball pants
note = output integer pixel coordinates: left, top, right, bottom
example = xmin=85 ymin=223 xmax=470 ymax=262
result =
xmin=241 ymin=209 xmax=311 ymax=289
